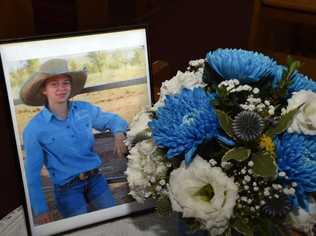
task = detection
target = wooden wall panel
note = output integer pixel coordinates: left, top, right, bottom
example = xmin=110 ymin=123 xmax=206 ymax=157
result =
xmin=0 ymin=0 xmax=34 ymax=39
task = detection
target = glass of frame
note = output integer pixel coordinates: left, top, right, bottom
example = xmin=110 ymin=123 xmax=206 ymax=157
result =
xmin=0 ymin=25 xmax=153 ymax=236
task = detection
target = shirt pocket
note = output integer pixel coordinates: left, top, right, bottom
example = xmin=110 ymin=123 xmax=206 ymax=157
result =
xmin=40 ymin=133 xmax=66 ymax=149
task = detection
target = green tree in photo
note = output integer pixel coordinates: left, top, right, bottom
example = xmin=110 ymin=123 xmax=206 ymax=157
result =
xmin=87 ymin=51 xmax=108 ymax=73
xmin=10 ymin=67 xmax=26 ymax=89
xmin=69 ymin=59 xmax=80 ymax=71
xmin=25 ymin=59 xmax=40 ymax=75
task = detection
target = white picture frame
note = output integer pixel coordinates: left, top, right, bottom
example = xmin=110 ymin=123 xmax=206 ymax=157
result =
xmin=0 ymin=25 xmax=153 ymax=236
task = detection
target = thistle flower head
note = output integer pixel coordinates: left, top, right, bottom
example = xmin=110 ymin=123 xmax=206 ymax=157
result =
xmin=232 ymin=111 xmax=264 ymax=142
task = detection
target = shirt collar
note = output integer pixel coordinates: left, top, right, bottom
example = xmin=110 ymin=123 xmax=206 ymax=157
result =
xmin=42 ymin=106 xmax=54 ymax=123
xmin=42 ymin=102 xmax=75 ymax=123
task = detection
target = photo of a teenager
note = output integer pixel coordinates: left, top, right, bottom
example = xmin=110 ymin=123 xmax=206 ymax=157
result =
xmin=20 ymin=58 xmax=128 ymax=225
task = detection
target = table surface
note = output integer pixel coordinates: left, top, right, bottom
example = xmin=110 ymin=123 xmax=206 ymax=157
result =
xmin=0 ymin=206 xmax=178 ymax=236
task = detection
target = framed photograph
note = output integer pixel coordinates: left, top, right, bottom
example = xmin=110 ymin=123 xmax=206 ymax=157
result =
xmin=0 ymin=25 xmax=153 ymax=235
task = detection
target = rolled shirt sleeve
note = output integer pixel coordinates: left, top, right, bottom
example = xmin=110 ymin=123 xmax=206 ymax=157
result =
xmin=87 ymin=102 xmax=128 ymax=134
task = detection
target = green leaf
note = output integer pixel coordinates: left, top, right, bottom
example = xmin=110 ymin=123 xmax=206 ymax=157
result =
xmin=232 ymin=217 xmax=254 ymax=236
xmin=265 ymin=106 xmax=301 ymax=137
xmin=286 ymin=56 xmax=301 ymax=80
xmin=222 ymin=147 xmax=251 ymax=162
xmin=215 ymin=109 xmax=234 ymax=138
xmin=255 ymin=218 xmax=271 ymax=236
xmin=256 ymin=217 xmax=286 ymax=236
xmin=252 ymin=151 xmax=277 ymax=178
xmin=156 ymin=195 xmax=172 ymax=216
xmin=223 ymin=227 xmax=232 ymax=236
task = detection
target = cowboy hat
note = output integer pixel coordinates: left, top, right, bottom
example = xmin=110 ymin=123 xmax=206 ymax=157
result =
xmin=19 ymin=58 xmax=87 ymax=106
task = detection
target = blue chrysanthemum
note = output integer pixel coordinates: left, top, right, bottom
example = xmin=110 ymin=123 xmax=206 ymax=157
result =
xmin=272 ymin=65 xmax=316 ymax=95
xmin=276 ymin=133 xmax=316 ymax=211
xmin=149 ymin=88 xmax=234 ymax=165
xmin=206 ymin=48 xmax=277 ymax=83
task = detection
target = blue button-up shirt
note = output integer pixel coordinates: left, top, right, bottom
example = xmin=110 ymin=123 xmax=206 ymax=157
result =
xmin=23 ymin=101 xmax=128 ymax=216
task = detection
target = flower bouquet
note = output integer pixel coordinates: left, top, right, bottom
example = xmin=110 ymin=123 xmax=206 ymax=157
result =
xmin=125 ymin=49 xmax=316 ymax=236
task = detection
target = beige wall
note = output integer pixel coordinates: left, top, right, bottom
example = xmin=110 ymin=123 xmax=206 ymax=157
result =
xmin=0 ymin=0 xmax=34 ymax=39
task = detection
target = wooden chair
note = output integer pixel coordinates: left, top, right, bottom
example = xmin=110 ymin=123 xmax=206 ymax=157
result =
xmin=249 ymin=0 xmax=316 ymax=80
xmin=151 ymin=60 xmax=170 ymax=102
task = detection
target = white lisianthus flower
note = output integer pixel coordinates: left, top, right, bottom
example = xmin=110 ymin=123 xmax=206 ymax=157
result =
xmin=125 ymin=139 xmax=168 ymax=202
xmin=168 ymin=156 xmax=238 ymax=235
xmin=125 ymin=109 xmax=152 ymax=148
xmin=153 ymin=70 xmax=206 ymax=110
xmin=286 ymin=90 xmax=316 ymax=135
xmin=289 ymin=201 xmax=316 ymax=235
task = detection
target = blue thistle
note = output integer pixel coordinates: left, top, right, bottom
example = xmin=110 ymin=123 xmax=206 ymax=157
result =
xmin=232 ymin=111 xmax=264 ymax=142
xmin=276 ymin=133 xmax=316 ymax=211
xmin=149 ymin=88 xmax=234 ymax=165
xmin=206 ymin=48 xmax=277 ymax=83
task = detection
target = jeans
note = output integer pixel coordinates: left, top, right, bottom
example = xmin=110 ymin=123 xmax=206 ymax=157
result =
xmin=54 ymin=174 xmax=116 ymax=218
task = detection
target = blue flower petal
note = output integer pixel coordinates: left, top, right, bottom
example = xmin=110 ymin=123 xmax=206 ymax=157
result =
xmin=276 ymin=133 xmax=316 ymax=211
xmin=215 ymin=132 xmax=235 ymax=146
xmin=149 ymin=88 xmax=219 ymax=164
xmin=271 ymin=65 xmax=316 ymax=96
xmin=206 ymin=49 xmax=277 ymax=83
xmin=185 ymin=145 xmax=198 ymax=165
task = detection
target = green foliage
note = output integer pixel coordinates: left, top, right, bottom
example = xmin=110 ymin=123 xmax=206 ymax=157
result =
xmin=130 ymin=47 xmax=146 ymax=66
xmin=182 ymin=217 xmax=205 ymax=235
xmin=265 ymin=105 xmax=301 ymax=137
xmin=25 ymin=59 xmax=40 ymax=75
xmin=215 ymin=109 xmax=234 ymax=138
xmin=69 ymin=59 xmax=80 ymax=71
xmin=10 ymin=47 xmax=146 ymax=98
xmin=9 ymin=59 xmax=40 ymax=97
xmin=255 ymin=217 xmax=288 ymax=236
xmin=212 ymin=89 xmax=250 ymax=116
xmin=87 ymin=51 xmax=108 ymax=73
xmin=252 ymin=151 xmax=277 ymax=178
xmin=232 ymin=217 xmax=254 ymax=236
xmin=275 ymin=57 xmax=301 ymax=101
xmin=223 ymin=227 xmax=232 ymax=236
xmin=156 ymin=195 xmax=172 ymax=216
xmin=222 ymin=147 xmax=251 ymax=162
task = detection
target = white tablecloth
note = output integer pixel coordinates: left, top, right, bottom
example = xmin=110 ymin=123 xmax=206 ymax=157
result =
xmin=0 ymin=206 xmax=177 ymax=236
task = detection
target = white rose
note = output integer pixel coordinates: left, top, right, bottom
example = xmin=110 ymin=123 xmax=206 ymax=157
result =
xmin=289 ymin=201 xmax=316 ymax=235
xmin=168 ymin=156 xmax=238 ymax=235
xmin=286 ymin=90 xmax=316 ymax=135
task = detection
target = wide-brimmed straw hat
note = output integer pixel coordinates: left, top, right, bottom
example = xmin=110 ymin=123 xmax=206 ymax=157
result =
xmin=19 ymin=58 xmax=87 ymax=106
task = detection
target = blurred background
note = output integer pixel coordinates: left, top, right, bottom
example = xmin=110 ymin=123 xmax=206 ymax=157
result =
xmin=1 ymin=0 xmax=316 ymax=220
